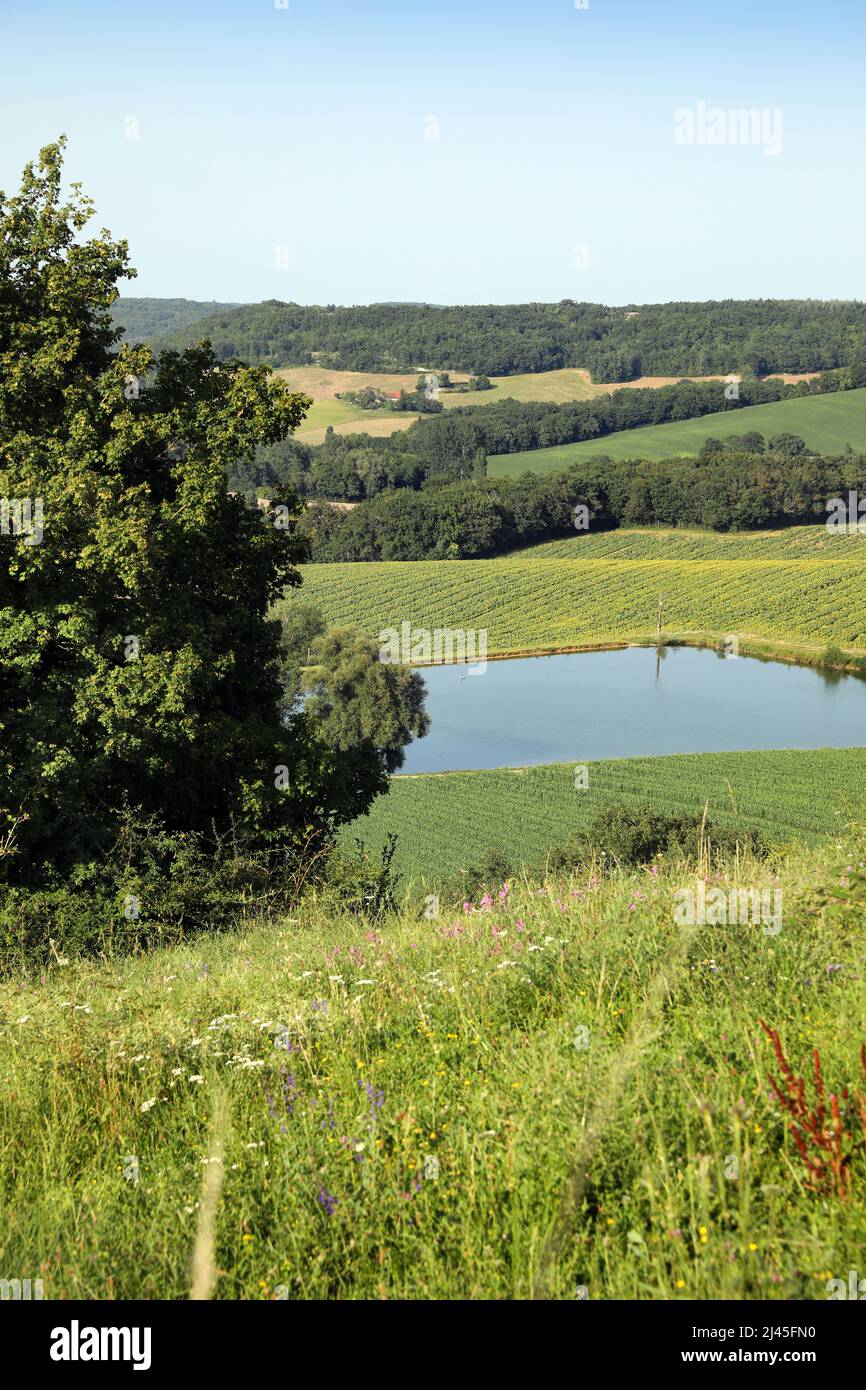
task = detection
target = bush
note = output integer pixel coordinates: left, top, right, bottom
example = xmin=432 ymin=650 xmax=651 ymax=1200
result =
xmin=442 ymin=847 xmax=514 ymax=905
xmin=540 ymin=803 xmax=770 ymax=871
xmin=822 ymin=643 xmax=846 ymax=668
xmin=0 ymin=811 xmax=318 ymax=972
xmin=321 ymin=835 xmax=402 ymax=918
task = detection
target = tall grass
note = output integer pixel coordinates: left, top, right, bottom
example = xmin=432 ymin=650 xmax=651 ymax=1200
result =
xmin=1 ymin=835 xmax=864 ymax=1299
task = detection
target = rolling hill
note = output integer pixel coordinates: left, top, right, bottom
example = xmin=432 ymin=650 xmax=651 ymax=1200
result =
xmin=488 ymin=388 xmax=866 ymax=475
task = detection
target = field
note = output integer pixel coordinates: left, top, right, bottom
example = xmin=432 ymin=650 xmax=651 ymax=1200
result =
xmin=274 ymin=367 xmax=424 ymax=443
xmin=290 ymin=531 xmax=866 ymax=662
xmin=344 ymin=749 xmax=866 ymax=886
xmin=277 ymin=365 xmax=766 ymax=444
xmin=488 ymin=388 xmax=866 ymax=476
xmin=3 ymin=832 xmax=865 ymax=1299
xmin=505 ymin=525 xmax=866 ymax=561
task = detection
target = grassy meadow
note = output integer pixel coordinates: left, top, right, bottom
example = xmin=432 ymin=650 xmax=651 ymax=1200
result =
xmin=292 ymin=530 xmax=866 ymax=662
xmin=488 ymin=388 xmax=866 ymax=475
xmin=345 ymin=749 xmax=866 ymax=886
xmin=3 ymin=833 xmax=865 ymax=1299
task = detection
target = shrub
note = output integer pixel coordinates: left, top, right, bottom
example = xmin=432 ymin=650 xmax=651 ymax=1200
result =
xmin=541 ymin=803 xmax=770 ymax=871
xmin=321 ymin=835 xmax=402 ymax=918
xmin=0 ymin=811 xmax=321 ymax=972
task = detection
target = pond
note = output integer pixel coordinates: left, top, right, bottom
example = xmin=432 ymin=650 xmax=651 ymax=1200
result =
xmin=399 ymin=644 xmax=866 ymax=774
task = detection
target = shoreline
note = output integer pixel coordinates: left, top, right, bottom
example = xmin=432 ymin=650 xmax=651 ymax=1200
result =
xmin=407 ymin=631 xmax=866 ymax=676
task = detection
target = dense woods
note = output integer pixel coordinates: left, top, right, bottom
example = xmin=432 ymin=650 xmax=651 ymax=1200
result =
xmin=136 ymin=296 xmax=866 ymax=380
xmin=111 ymin=296 xmax=240 ymax=342
xmin=299 ymin=440 xmax=866 ymax=561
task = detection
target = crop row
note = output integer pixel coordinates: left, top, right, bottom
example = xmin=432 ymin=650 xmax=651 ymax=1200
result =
xmin=345 ymin=748 xmax=866 ymax=884
xmin=293 ymin=554 xmax=866 ymax=656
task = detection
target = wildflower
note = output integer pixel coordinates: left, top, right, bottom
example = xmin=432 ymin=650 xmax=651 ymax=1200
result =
xmin=317 ymin=1186 xmax=339 ymax=1215
xmin=140 ymin=1098 xmax=157 ymax=1113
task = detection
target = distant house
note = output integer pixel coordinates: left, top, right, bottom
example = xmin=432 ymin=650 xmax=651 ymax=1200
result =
xmin=383 ymin=391 xmax=402 ymax=401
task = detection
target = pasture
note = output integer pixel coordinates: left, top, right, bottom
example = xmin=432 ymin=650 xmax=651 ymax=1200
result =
xmin=488 ymin=388 xmax=866 ymax=476
xmin=277 ymin=364 xmax=773 ymax=443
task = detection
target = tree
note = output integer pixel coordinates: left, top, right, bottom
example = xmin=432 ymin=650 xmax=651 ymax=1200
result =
xmin=301 ymin=628 xmax=430 ymax=773
xmin=279 ymin=602 xmax=327 ymax=712
xmin=0 ymin=139 xmax=378 ymax=895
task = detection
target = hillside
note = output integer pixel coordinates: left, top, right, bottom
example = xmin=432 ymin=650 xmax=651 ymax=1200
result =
xmin=112 ymin=297 xmax=241 ymax=343
xmin=3 ymin=833 xmax=865 ymax=1299
xmin=489 ymin=388 xmax=866 ymax=475
xmin=292 ymin=540 xmax=866 ymax=663
xmin=148 ymin=298 xmax=866 ymax=379
xmin=280 ymin=365 xmax=773 ymax=444
xmin=504 ymin=525 xmax=864 ymax=561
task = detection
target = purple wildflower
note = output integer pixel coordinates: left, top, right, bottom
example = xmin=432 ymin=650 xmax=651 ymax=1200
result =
xmin=317 ymin=1186 xmax=338 ymax=1216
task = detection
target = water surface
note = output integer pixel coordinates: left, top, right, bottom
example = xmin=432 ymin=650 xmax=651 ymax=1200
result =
xmin=400 ymin=645 xmax=866 ymax=773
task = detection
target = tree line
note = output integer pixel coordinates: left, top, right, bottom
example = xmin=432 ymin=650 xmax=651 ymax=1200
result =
xmin=298 ymin=438 xmax=866 ymax=562
xmin=147 ymin=297 xmax=866 ymax=381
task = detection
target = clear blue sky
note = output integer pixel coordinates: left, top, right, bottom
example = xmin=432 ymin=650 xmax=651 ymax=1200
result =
xmin=1 ymin=0 xmax=864 ymax=306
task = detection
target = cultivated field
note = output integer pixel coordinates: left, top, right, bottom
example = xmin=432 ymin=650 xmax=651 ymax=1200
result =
xmin=273 ymin=367 xmax=424 ymax=443
xmin=277 ymin=365 xmax=797 ymax=444
xmin=488 ymin=389 xmax=866 ymax=476
xmin=291 ymin=538 xmax=866 ymax=662
xmin=345 ymin=748 xmax=866 ymax=885
xmin=505 ymin=525 xmax=866 ymax=562
xmin=3 ymin=834 xmax=865 ymax=1298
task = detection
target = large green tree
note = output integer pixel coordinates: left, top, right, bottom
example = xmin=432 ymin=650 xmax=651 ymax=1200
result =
xmin=0 ymin=140 xmax=378 ymax=887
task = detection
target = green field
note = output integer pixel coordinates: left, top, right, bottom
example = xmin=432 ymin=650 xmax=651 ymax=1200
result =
xmin=488 ymin=387 xmax=866 ymax=476
xmin=4 ymin=832 xmax=865 ymax=1298
xmin=292 ymin=540 xmax=866 ymax=661
xmin=505 ymin=524 xmax=866 ymax=561
xmin=345 ymin=749 xmax=866 ymax=886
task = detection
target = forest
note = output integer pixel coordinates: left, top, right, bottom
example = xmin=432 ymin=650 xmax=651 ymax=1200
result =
xmin=133 ymin=296 xmax=866 ymax=379
xmin=297 ymin=438 xmax=866 ymax=561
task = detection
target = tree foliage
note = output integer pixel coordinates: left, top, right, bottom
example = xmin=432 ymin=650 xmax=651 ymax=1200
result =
xmin=0 ymin=140 xmax=388 ymax=901
xmin=141 ymin=296 xmax=866 ymax=381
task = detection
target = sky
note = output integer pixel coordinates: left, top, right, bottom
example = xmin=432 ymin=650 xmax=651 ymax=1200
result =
xmin=1 ymin=0 xmax=864 ymax=307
